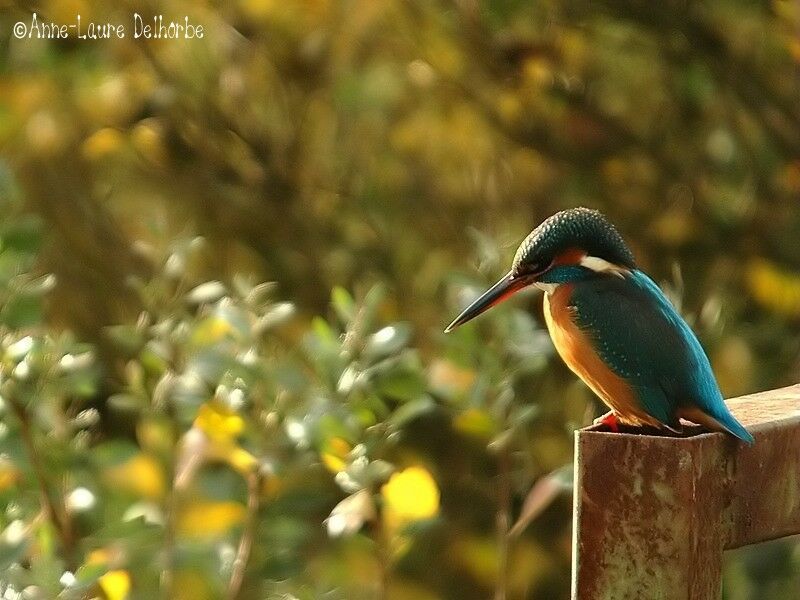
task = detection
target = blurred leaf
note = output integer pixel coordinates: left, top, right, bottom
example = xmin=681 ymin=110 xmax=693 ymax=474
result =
xmin=22 ymin=273 xmax=57 ymax=296
xmin=311 ymin=316 xmax=337 ymax=345
xmin=331 ymin=286 xmax=356 ymax=324
xmin=326 ymin=489 xmax=376 ymax=537
xmin=171 ymin=570 xmax=216 ymax=600
xmin=242 ymin=280 xmax=278 ymax=306
xmin=336 ymin=364 xmax=361 ymax=396
xmin=360 ymin=284 xmax=387 ymax=332
xmin=74 ymin=560 xmax=108 ymax=586
xmin=509 ymin=464 xmax=573 ymax=538
xmin=0 ymin=530 xmax=29 ymax=572
xmin=171 ymin=371 xmax=210 ymax=411
xmin=509 ymin=404 xmax=541 ymax=430
xmin=1 ymin=293 xmax=43 ymax=328
xmin=365 ymin=459 xmax=395 ymax=484
xmin=466 ymin=227 xmax=502 ymax=272
xmin=93 ymin=441 xmax=141 ymax=467
xmin=255 ymin=301 xmax=295 ymax=333
xmin=185 ymin=281 xmax=227 ymax=305
xmin=363 ymin=323 xmax=412 ymax=362
xmin=1 ymin=214 xmax=42 ymax=254
xmin=453 ymin=407 xmax=497 ymax=440
xmin=388 ymin=395 xmax=436 ymax=430
xmin=488 ymin=429 xmax=514 ymax=453
xmin=107 ymin=393 xmax=145 ymax=414
xmin=5 ymin=335 xmax=35 ymax=362
xmin=104 ymin=325 xmax=145 ymax=355
xmin=428 ymin=359 xmax=476 ymax=402
xmin=451 ymin=536 xmax=497 ymax=586
xmin=370 ymin=352 xmax=426 ymax=401
xmin=373 ymin=368 xmax=426 ymax=402
xmin=140 ymin=341 xmax=170 ymax=375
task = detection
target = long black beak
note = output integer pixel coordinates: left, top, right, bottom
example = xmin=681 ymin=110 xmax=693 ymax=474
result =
xmin=445 ymin=271 xmax=529 ymax=332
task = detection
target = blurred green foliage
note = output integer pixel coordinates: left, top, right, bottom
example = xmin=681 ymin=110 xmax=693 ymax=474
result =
xmin=1 ymin=0 xmax=800 ymax=598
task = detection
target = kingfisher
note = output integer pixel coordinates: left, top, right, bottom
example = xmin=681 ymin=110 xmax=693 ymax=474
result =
xmin=445 ymin=207 xmax=753 ymax=444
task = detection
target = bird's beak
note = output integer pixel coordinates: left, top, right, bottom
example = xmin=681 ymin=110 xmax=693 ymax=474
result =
xmin=445 ymin=271 xmax=529 ymax=332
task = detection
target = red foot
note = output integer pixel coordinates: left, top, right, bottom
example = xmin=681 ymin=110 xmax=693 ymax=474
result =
xmin=595 ymin=412 xmax=620 ymax=433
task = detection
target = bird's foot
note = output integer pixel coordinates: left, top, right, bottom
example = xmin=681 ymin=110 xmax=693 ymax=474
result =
xmin=593 ymin=411 xmax=620 ymax=433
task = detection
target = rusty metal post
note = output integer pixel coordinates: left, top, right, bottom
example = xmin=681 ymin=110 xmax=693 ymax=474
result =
xmin=571 ymin=385 xmax=800 ymax=600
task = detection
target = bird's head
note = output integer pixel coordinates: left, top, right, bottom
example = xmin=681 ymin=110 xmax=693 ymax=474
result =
xmin=445 ymin=207 xmax=636 ymax=332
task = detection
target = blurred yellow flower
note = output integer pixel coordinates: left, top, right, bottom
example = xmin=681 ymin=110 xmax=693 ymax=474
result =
xmin=789 ymin=37 xmax=800 ymax=63
xmin=496 ymin=92 xmax=522 ymax=122
xmin=321 ymin=436 xmax=351 ymax=473
xmin=0 ymin=457 xmax=19 ymax=492
xmin=240 ymin=0 xmax=278 ymax=21
xmin=86 ymin=547 xmax=112 ymax=566
xmin=172 ymin=570 xmax=215 ymax=600
xmin=778 ymin=160 xmax=800 ymax=193
xmin=746 ymin=258 xmax=800 ymax=318
xmin=177 ymin=501 xmax=246 ymax=538
xmin=453 ymin=536 xmax=553 ymax=593
xmin=103 ymin=453 xmax=165 ymax=500
xmin=131 ymin=119 xmax=167 ymax=165
xmin=381 ymin=466 xmax=440 ymax=532
xmin=45 ymin=0 xmax=89 ymax=29
xmin=453 ymin=408 xmax=496 ymax=440
xmin=175 ymin=403 xmax=257 ymax=488
xmin=98 ymin=569 xmax=130 ymax=600
xmin=190 ymin=316 xmax=235 ymax=347
xmin=210 ymin=444 xmax=258 ymax=475
xmin=136 ymin=417 xmax=173 ymax=455
xmin=194 ymin=401 xmax=245 ymax=443
xmin=261 ymin=473 xmax=283 ymax=499
xmin=82 ymin=128 xmax=124 ymax=161
xmin=602 ymin=158 xmax=628 ymax=186
xmin=522 ymin=57 xmax=554 ymax=87
xmin=196 ymin=402 xmax=257 ymax=474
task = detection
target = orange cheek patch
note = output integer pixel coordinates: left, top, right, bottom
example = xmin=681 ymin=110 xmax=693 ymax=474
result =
xmin=552 ymin=247 xmax=586 ymax=266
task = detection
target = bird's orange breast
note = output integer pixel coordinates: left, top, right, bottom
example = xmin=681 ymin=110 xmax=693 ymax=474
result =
xmin=543 ymin=284 xmax=660 ymax=427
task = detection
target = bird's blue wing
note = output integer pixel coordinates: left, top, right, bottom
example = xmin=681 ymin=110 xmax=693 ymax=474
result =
xmin=569 ymin=270 xmax=753 ymax=443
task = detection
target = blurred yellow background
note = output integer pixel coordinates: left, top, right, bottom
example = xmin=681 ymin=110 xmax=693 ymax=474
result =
xmin=1 ymin=0 xmax=799 ymax=598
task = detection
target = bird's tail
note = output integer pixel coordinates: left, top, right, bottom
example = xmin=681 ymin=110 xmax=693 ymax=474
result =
xmin=716 ymin=411 xmax=755 ymax=444
xmin=680 ymin=405 xmax=754 ymax=445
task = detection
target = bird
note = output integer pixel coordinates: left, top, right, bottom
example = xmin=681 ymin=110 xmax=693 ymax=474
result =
xmin=445 ymin=207 xmax=753 ymax=444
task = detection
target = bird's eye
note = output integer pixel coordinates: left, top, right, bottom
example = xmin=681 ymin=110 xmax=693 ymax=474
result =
xmin=516 ymin=261 xmax=545 ymax=278
xmin=527 ymin=259 xmax=554 ymax=276
xmin=512 ymin=258 xmax=551 ymax=279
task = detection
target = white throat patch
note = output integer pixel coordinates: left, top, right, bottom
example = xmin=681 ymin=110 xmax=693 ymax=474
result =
xmin=534 ymin=281 xmax=559 ymax=294
xmin=579 ymin=255 xmax=629 ymax=278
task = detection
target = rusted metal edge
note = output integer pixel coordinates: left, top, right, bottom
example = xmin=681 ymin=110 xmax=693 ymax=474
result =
xmin=571 ymin=385 xmax=800 ymax=600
